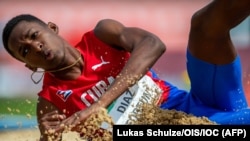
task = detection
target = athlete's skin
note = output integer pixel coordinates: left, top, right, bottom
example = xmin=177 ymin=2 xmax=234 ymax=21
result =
xmin=2 ymin=0 xmax=250 ymax=140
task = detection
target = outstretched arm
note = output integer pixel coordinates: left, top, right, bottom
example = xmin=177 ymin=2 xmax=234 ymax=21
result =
xmin=56 ymin=19 xmax=166 ymax=132
xmin=94 ymin=19 xmax=166 ymax=107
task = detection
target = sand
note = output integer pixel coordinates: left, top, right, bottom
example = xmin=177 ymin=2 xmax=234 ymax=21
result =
xmin=0 ymin=128 xmax=84 ymax=141
xmin=0 ymin=107 xmax=215 ymax=141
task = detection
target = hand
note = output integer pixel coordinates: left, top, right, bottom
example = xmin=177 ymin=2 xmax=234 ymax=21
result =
xmin=55 ymin=102 xmax=103 ymax=133
xmin=38 ymin=110 xmax=66 ymax=136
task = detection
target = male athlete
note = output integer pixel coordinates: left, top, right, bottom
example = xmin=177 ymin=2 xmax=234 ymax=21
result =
xmin=2 ymin=0 xmax=250 ymax=140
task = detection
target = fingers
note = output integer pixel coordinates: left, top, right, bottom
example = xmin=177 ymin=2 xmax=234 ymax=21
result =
xmin=57 ymin=113 xmax=82 ymax=132
xmin=40 ymin=111 xmax=65 ymax=123
xmin=39 ymin=110 xmax=66 ymax=135
xmin=40 ymin=107 xmax=96 ymax=135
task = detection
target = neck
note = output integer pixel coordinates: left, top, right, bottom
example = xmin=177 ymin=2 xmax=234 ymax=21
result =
xmin=47 ymin=55 xmax=82 ymax=73
xmin=31 ymin=49 xmax=82 ymax=84
xmin=36 ymin=49 xmax=82 ymax=73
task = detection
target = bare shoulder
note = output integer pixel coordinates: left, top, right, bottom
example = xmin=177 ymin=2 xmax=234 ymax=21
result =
xmin=94 ymin=19 xmax=124 ymax=34
xmin=94 ymin=19 xmax=124 ymax=37
xmin=93 ymin=19 xmax=126 ymax=47
xmin=95 ymin=19 xmax=124 ymax=30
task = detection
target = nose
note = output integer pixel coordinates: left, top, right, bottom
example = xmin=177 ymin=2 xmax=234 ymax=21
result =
xmin=32 ymin=41 xmax=43 ymax=52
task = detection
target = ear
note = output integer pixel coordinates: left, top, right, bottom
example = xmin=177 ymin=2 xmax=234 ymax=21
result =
xmin=47 ymin=22 xmax=59 ymax=34
xmin=25 ymin=64 xmax=37 ymax=72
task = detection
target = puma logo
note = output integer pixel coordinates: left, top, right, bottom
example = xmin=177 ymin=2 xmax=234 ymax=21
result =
xmin=92 ymin=56 xmax=110 ymax=71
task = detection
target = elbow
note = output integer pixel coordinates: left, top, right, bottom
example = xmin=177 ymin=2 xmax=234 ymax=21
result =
xmin=135 ymin=34 xmax=166 ymax=57
xmin=150 ymin=35 xmax=166 ymax=56
xmin=158 ymin=41 xmax=166 ymax=55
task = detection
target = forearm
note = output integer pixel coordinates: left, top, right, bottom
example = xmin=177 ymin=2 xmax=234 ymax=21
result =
xmin=98 ymin=35 xmax=166 ymax=107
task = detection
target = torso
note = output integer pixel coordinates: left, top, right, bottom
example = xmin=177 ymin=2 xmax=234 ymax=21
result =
xmin=38 ymin=30 xmax=130 ymax=116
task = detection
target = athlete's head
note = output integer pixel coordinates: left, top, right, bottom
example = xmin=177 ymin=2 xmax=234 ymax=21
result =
xmin=2 ymin=14 xmax=47 ymax=60
xmin=2 ymin=14 xmax=66 ymax=72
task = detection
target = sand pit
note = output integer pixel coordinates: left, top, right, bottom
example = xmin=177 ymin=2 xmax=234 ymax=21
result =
xmin=0 ymin=106 xmax=216 ymax=141
xmin=0 ymin=128 xmax=40 ymax=141
xmin=0 ymin=79 xmax=215 ymax=141
xmin=0 ymin=128 xmax=84 ymax=141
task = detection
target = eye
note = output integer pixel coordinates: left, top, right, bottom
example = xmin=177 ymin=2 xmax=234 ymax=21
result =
xmin=22 ymin=47 xmax=29 ymax=57
xmin=31 ymin=31 xmax=38 ymax=40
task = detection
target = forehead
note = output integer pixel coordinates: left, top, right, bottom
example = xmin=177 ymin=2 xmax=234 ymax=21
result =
xmin=7 ymin=21 xmax=46 ymax=59
xmin=8 ymin=21 xmax=44 ymax=47
xmin=9 ymin=21 xmax=44 ymax=39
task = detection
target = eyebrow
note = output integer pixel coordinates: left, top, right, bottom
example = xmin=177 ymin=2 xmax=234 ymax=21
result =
xmin=18 ymin=28 xmax=32 ymax=55
xmin=24 ymin=28 xmax=32 ymax=39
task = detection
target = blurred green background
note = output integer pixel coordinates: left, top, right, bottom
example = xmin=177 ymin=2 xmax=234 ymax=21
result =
xmin=0 ymin=97 xmax=36 ymax=116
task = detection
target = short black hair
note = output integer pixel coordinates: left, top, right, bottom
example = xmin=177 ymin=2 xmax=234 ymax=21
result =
xmin=2 ymin=14 xmax=46 ymax=58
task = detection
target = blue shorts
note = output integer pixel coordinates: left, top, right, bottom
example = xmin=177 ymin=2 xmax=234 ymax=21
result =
xmin=159 ymin=50 xmax=250 ymax=124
